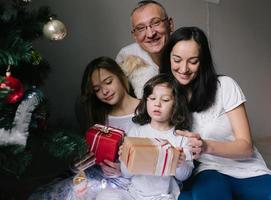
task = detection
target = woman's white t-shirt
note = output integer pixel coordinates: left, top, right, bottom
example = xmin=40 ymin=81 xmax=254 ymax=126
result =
xmin=193 ymin=76 xmax=271 ymax=178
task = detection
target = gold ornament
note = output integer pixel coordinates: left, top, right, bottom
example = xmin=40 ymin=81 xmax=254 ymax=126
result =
xmin=73 ymin=170 xmax=88 ymax=196
xmin=43 ymin=17 xmax=67 ymax=40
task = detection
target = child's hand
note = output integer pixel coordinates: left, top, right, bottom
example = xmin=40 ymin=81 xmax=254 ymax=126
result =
xmin=177 ymin=147 xmax=186 ymax=167
xmin=118 ymin=144 xmax=123 ymax=157
xmin=99 ymin=160 xmax=121 ymax=177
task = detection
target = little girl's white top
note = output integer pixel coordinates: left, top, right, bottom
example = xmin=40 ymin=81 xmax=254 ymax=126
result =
xmin=193 ymin=76 xmax=271 ymax=178
xmin=120 ymin=124 xmax=194 ymax=200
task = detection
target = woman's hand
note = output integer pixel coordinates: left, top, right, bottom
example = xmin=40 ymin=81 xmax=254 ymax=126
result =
xmin=99 ymin=160 xmax=121 ymax=177
xmin=176 ymin=147 xmax=186 ymax=167
xmin=176 ymin=130 xmax=205 ymax=160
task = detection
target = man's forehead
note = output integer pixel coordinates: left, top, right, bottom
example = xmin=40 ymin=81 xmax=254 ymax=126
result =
xmin=131 ymin=4 xmax=164 ymax=25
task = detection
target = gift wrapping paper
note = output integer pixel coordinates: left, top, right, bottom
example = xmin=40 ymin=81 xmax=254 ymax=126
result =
xmin=86 ymin=124 xmax=124 ymax=164
xmin=121 ymin=137 xmax=180 ymax=176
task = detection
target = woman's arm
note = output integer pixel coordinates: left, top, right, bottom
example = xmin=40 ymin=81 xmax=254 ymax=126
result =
xmin=204 ymin=104 xmax=253 ymax=159
xmin=175 ymin=131 xmax=203 ymax=160
xmin=177 ymin=104 xmax=253 ymax=160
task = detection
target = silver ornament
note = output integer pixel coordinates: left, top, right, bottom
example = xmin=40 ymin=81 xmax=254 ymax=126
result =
xmin=43 ymin=18 xmax=67 ymax=40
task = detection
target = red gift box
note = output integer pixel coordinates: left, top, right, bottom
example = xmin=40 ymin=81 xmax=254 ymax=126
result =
xmin=85 ymin=124 xmax=124 ymax=164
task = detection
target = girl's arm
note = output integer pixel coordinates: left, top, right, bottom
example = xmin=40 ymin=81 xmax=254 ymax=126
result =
xmin=175 ymin=159 xmax=194 ymax=182
xmin=120 ymin=161 xmax=134 ymax=178
xmin=118 ymin=143 xmax=134 ymax=178
xmin=204 ymin=104 xmax=253 ymax=159
xmin=99 ymin=160 xmax=121 ymax=177
xmin=174 ymin=145 xmax=194 ymax=181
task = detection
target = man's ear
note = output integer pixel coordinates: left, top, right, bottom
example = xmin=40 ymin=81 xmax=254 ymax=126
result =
xmin=168 ymin=17 xmax=174 ymax=33
xmin=132 ymin=32 xmax=139 ymax=43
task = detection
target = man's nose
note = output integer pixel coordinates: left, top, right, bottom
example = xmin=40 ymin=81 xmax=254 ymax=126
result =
xmin=145 ymin=26 xmax=156 ymax=38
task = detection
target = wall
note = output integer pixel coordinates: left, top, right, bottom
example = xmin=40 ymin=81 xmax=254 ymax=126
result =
xmin=32 ymin=0 xmax=271 ymax=137
xmin=210 ymin=0 xmax=271 ymax=138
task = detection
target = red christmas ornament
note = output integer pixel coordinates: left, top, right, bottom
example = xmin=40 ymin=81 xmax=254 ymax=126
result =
xmin=0 ymin=75 xmax=24 ymax=104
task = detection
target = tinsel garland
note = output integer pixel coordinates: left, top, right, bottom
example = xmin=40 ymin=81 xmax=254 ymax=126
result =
xmin=0 ymin=89 xmax=43 ymax=146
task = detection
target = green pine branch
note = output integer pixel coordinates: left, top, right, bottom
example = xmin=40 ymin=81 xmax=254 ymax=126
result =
xmin=0 ymin=0 xmax=84 ymax=180
xmin=0 ymin=145 xmax=32 ymax=177
xmin=0 ymin=33 xmax=33 ymax=66
xmin=44 ymin=130 xmax=88 ymax=161
xmin=0 ymin=1 xmax=53 ymax=68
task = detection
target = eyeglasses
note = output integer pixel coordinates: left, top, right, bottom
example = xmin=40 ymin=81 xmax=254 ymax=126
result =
xmin=131 ymin=17 xmax=168 ymax=35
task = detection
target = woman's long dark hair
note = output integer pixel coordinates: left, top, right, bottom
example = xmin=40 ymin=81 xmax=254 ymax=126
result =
xmin=160 ymin=26 xmax=218 ymax=112
xmin=80 ymin=56 xmax=129 ymax=130
xmin=133 ymin=73 xmax=191 ymax=131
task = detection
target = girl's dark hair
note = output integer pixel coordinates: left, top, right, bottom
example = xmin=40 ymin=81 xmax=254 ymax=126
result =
xmin=160 ymin=26 xmax=218 ymax=112
xmin=133 ymin=73 xmax=191 ymax=130
xmin=80 ymin=56 xmax=129 ymax=129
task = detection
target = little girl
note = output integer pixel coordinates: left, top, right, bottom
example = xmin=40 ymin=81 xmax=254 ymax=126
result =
xmin=96 ymin=74 xmax=194 ymax=200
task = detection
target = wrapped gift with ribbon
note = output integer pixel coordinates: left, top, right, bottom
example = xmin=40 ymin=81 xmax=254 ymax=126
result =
xmin=85 ymin=124 xmax=125 ymax=164
xmin=120 ymin=137 xmax=180 ymax=176
xmin=71 ymin=151 xmax=96 ymax=173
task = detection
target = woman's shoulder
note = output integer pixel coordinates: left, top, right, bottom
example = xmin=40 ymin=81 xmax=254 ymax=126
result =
xmin=217 ymin=75 xmax=246 ymax=111
xmin=218 ymin=75 xmax=238 ymax=85
xmin=217 ymin=75 xmax=243 ymax=92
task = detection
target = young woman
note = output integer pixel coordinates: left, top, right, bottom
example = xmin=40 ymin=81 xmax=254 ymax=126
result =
xmin=97 ymin=74 xmax=194 ymax=200
xmin=80 ymin=56 xmax=140 ymax=177
xmin=160 ymin=26 xmax=271 ymax=200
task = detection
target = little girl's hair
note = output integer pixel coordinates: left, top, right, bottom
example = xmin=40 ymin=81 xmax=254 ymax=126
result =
xmin=132 ymin=73 xmax=191 ymax=130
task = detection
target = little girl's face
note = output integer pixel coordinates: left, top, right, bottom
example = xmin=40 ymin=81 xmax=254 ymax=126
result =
xmin=91 ymin=68 xmax=126 ymax=105
xmin=147 ymin=83 xmax=174 ymax=125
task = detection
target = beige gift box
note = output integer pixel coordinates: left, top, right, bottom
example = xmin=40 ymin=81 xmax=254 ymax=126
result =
xmin=120 ymin=137 xmax=180 ymax=176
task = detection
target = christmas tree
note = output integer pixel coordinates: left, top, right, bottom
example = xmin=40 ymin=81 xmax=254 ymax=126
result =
xmin=0 ymin=0 xmax=87 ymax=197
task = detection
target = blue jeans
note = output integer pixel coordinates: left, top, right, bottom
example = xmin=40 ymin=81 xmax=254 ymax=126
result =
xmin=179 ymin=170 xmax=271 ymax=200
